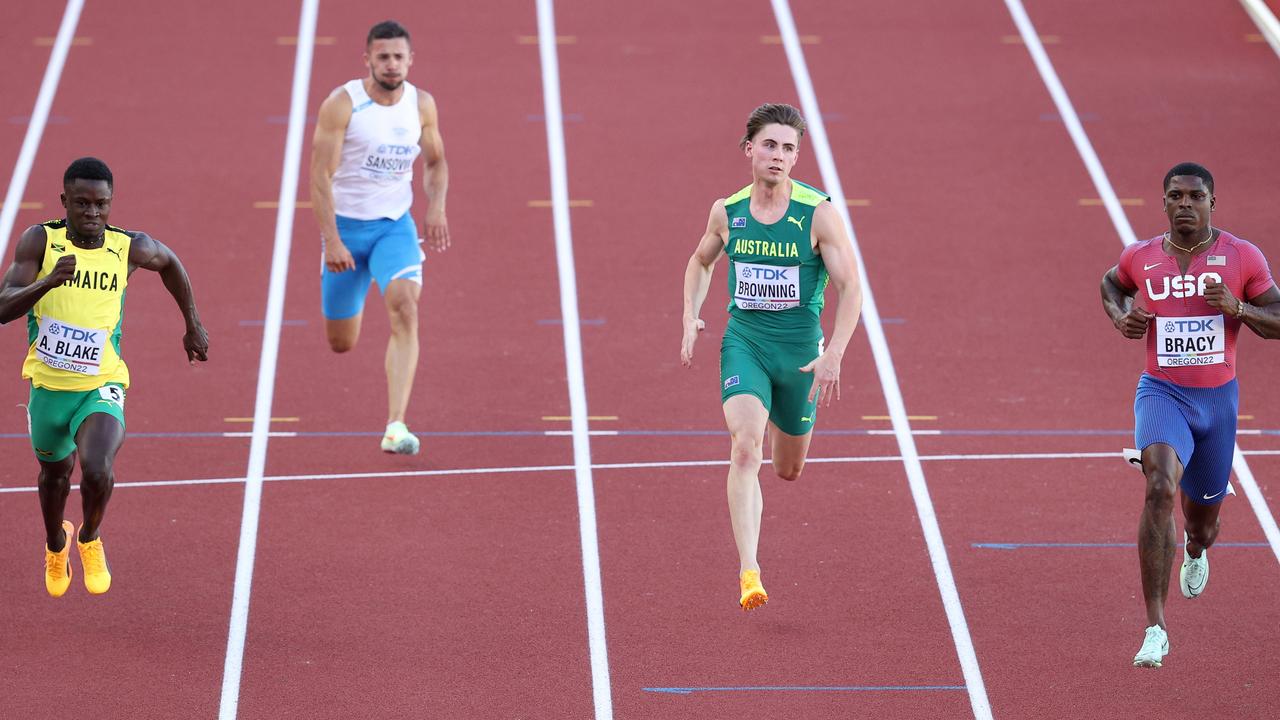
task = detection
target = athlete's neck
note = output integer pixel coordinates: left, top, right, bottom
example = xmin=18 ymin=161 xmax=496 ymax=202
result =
xmin=751 ymin=177 xmax=791 ymax=206
xmin=364 ymin=77 xmax=405 ymax=106
xmin=65 ymin=225 xmax=104 ymax=248
xmin=1164 ymin=225 xmax=1215 ymax=255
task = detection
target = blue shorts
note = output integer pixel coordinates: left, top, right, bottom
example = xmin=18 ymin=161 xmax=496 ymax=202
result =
xmin=321 ymin=212 xmax=424 ymax=320
xmin=1134 ymin=373 xmax=1238 ymax=505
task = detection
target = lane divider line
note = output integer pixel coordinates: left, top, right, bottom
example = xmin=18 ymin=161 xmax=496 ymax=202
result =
xmin=1239 ymin=0 xmax=1280 ymax=58
xmin=217 ymin=0 xmax=318 ymax=717
xmin=536 ymin=1 xmax=613 ymax=718
xmin=769 ymin=2 xmax=992 ymax=717
xmin=0 ymin=0 xmax=84 ymax=262
xmin=2 ymin=449 xmax=1210 ymax=495
xmin=645 ymin=685 xmax=966 ymax=694
xmin=1003 ymin=0 xmax=1280 ymax=569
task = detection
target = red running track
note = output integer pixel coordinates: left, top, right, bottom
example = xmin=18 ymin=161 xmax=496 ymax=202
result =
xmin=1 ymin=1 xmax=1279 ymax=718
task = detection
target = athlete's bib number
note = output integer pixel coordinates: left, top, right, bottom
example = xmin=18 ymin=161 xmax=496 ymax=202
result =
xmin=1156 ymin=314 xmax=1224 ymax=367
xmin=360 ymin=142 xmax=418 ymax=182
xmin=33 ymin=317 xmax=105 ymax=376
xmin=734 ymin=262 xmax=800 ymax=312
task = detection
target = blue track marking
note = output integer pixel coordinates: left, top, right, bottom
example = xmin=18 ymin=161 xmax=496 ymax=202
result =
xmin=974 ymin=542 xmax=1272 ymax=550
xmin=643 ymin=685 xmax=966 ymax=695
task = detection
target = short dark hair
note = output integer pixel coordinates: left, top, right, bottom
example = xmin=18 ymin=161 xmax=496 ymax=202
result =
xmin=63 ymin=157 xmax=113 ymax=188
xmin=367 ymin=20 xmax=410 ymax=47
xmin=1163 ymin=162 xmax=1213 ymax=194
xmin=740 ymin=103 xmax=806 ymax=150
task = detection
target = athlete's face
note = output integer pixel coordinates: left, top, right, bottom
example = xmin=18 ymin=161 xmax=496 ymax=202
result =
xmin=744 ymin=124 xmax=800 ymax=185
xmin=1163 ymin=175 xmax=1214 ymax=235
xmin=60 ymin=179 xmax=112 ymax=240
xmin=364 ymin=38 xmax=413 ymax=92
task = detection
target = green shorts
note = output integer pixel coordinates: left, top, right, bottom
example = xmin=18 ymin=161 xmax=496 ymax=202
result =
xmin=27 ymin=383 xmax=126 ymax=462
xmin=719 ymin=322 xmax=821 ymax=436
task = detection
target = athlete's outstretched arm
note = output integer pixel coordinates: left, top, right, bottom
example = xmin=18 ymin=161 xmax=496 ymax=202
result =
xmin=1101 ymin=266 xmax=1152 ymax=339
xmin=311 ymin=89 xmax=355 ymax=272
xmin=418 ymin=90 xmax=449 ymax=252
xmin=802 ymin=200 xmax=862 ymax=406
xmin=681 ymin=199 xmax=728 ymax=367
xmin=0 ymin=226 xmax=74 ymax=324
xmin=128 ymin=232 xmax=208 ymax=363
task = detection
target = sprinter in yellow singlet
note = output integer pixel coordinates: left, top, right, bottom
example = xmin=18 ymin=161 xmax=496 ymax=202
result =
xmin=681 ymin=104 xmax=863 ymax=611
xmin=0 ymin=157 xmax=208 ymax=597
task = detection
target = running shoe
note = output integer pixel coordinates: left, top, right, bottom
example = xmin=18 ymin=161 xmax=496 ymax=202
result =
xmin=739 ymin=569 xmax=768 ymax=611
xmin=1180 ymin=531 xmax=1208 ymax=599
xmin=1132 ymin=625 xmax=1169 ymax=668
xmin=76 ymin=527 xmax=112 ymax=595
xmin=44 ymin=520 xmax=74 ymax=598
xmin=381 ymin=421 xmax=420 ymax=455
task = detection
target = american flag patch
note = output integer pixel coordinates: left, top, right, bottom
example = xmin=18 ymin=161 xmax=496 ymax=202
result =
xmin=731 ymin=217 xmax=747 ymax=228
xmin=1207 ymin=255 xmax=1225 ymax=266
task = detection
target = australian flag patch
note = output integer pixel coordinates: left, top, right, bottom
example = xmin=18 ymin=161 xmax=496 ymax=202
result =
xmin=731 ymin=217 xmax=747 ymax=228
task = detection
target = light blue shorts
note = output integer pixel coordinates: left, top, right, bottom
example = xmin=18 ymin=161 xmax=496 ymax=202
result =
xmin=1134 ymin=373 xmax=1238 ymax=505
xmin=321 ymin=212 xmax=423 ymax=320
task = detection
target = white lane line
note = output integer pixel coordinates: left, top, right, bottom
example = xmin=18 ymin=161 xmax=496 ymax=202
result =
xmin=0 ymin=450 xmax=1168 ymax=495
xmin=0 ymin=0 xmax=84 ymax=261
xmin=769 ymin=2 xmax=992 ymax=717
xmin=999 ymin=0 xmax=1136 ymax=247
xmin=535 ymin=1 xmax=612 ymax=717
xmin=1240 ymin=0 xmax=1280 ymax=58
xmin=9 ymin=449 xmax=1279 ymax=496
xmin=217 ymin=0 xmax=317 ymax=717
xmin=1003 ymin=0 xmax=1280 ymax=569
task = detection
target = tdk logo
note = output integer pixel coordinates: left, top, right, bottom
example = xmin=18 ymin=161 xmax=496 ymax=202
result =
xmin=1146 ymin=272 xmax=1222 ymax=301
xmin=742 ymin=267 xmax=792 ymax=281
xmin=1164 ymin=318 xmax=1215 ymax=333
xmin=62 ymin=327 xmax=100 ymax=343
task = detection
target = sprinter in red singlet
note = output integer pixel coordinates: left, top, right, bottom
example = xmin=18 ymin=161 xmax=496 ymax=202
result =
xmin=1101 ymin=162 xmax=1280 ymax=668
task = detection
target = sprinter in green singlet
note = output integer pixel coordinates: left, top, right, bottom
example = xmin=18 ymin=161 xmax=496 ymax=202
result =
xmin=681 ymin=104 xmax=863 ymax=611
xmin=0 ymin=157 xmax=208 ymax=598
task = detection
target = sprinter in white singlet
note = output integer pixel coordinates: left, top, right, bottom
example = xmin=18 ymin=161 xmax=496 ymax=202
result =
xmin=310 ymin=19 xmax=450 ymax=455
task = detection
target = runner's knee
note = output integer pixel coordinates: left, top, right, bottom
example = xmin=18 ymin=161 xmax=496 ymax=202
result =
xmin=78 ymin=464 xmax=113 ymax=496
xmin=729 ymin=432 xmax=763 ymax=470
xmin=386 ymin=295 xmax=418 ymax=333
xmin=37 ymin=467 xmax=71 ymax=493
xmin=773 ymin=457 xmax=804 ymax=482
xmin=326 ymin=326 xmax=358 ymax=353
xmin=1143 ymin=470 xmax=1177 ymax=510
xmin=328 ymin=337 xmax=356 ymax=353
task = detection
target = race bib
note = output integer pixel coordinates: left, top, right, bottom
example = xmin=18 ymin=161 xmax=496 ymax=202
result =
xmin=359 ymin=141 xmax=418 ymax=182
xmin=1156 ymin=314 xmax=1224 ymax=367
xmin=33 ymin=317 xmax=105 ymax=376
xmin=734 ymin=262 xmax=800 ymax=311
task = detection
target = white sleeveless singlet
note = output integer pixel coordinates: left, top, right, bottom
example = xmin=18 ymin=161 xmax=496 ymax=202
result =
xmin=332 ymin=79 xmax=422 ymax=220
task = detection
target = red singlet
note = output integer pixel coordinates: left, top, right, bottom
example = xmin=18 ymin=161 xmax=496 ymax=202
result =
xmin=1115 ymin=229 xmax=1275 ymax=388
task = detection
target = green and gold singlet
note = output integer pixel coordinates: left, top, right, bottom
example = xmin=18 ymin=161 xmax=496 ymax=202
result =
xmin=723 ymin=180 xmax=829 ymax=343
xmin=23 ymin=220 xmax=131 ymax=391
